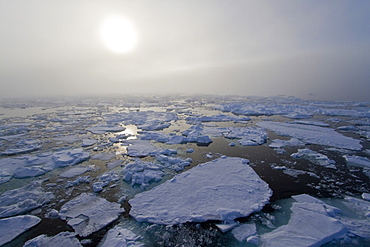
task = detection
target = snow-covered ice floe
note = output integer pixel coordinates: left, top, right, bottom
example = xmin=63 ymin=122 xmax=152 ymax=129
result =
xmin=261 ymin=194 xmax=348 ymax=247
xmin=0 ymin=180 xmax=54 ymax=218
xmin=59 ymin=193 xmax=124 ymax=237
xmin=24 ymin=232 xmax=82 ymax=247
xmin=0 ymin=215 xmax=41 ymax=246
xmin=344 ymin=155 xmax=370 ymax=168
xmin=257 ymin=121 xmax=362 ymax=150
xmin=129 ymin=156 xmax=272 ymax=224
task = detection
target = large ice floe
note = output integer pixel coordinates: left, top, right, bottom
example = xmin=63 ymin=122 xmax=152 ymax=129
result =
xmin=257 ymin=121 xmax=362 ymax=150
xmin=129 ymin=156 xmax=272 ymax=224
xmin=59 ymin=193 xmax=124 ymax=237
xmin=0 ymin=180 xmax=54 ymax=218
xmin=98 ymin=226 xmax=144 ymax=247
xmin=261 ymin=194 xmax=348 ymax=247
xmin=0 ymin=215 xmax=41 ymax=246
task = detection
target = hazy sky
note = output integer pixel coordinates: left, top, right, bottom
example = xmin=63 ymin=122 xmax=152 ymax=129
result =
xmin=1 ymin=0 xmax=370 ymax=101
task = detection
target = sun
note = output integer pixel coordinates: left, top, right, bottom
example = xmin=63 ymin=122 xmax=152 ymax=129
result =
xmin=100 ymin=16 xmax=137 ymax=53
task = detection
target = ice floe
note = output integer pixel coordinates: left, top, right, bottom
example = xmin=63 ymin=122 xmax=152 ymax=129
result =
xmin=0 ymin=181 xmax=54 ymax=218
xmin=87 ymin=124 xmax=125 ymax=134
xmin=126 ymin=140 xmax=160 ymax=157
xmin=98 ymin=226 xmax=144 ymax=247
xmin=261 ymin=194 xmax=348 ymax=247
xmin=257 ymin=121 xmax=362 ymax=150
xmin=231 ymin=222 xmax=258 ymax=244
xmin=269 ymin=138 xmax=304 ymax=149
xmin=291 ymin=148 xmax=336 ymax=169
xmin=129 ymin=157 xmax=272 ymax=224
xmin=24 ymin=232 xmax=82 ymax=247
xmin=186 ymin=114 xmax=250 ymax=124
xmin=122 ymin=159 xmax=164 ymax=189
xmin=0 ymin=215 xmax=41 ymax=246
xmin=59 ymin=166 xmax=90 ymax=178
xmin=344 ymin=155 xmax=370 ymax=168
xmin=59 ymin=193 xmax=124 ymax=237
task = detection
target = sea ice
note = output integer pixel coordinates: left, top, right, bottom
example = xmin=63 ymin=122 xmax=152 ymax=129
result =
xmin=291 ymin=148 xmax=336 ymax=169
xmin=23 ymin=232 xmax=82 ymax=247
xmin=186 ymin=114 xmax=250 ymax=124
xmin=0 ymin=215 xmax=41 ymax=246
xmin=291 ymin=120 xmax=329 ymax=127
xmin=91 ymin=152 xmax=115 ymax=161
xmin=81 ymin=138 xmax=97 ymax=147
xmin=0 ymin=181 xmax=54 ymax=218
xmin=261 ymin=194 xmax=348 ymax=247
xmin=0 ymin=144 xmax=41 ymax=156
xmin=87 ymin=124 xmax=125 ymax=134
xmin=231 ymin=222 xmax=258 ymax=243
xmin=257 ymin=121 xmax=362 ymax=150
xmin=343 ymin=155 xmax=370 ymax=168
xmin=122 ymin=159 xmax=164 ymax=189
xmin=59 ymin=167 xmax=90 ymax=178
xmin=0 ymin=148 xmax=90 ymax=183
xmin=129 ymin=157 xmax=272 ymax=225
xmin=98 ymin=226 xmax=144 ymax=247
xmin=269 ymin=138 xmax=304 ymax=149
xmin=126 ymin=140 xmax=160 ymax=157
xmin=59 ymin=193 xmax=124 ymax=237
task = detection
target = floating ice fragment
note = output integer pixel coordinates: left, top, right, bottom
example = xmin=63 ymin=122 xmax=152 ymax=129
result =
xmin=0 ymin=181 xmax=54 ymax=218
xmin=24 ymin=232 xmax=82 ymax=247
xmin=291 ymin=148 xmax=336 ymax=169
xmin=87 ymin=124 xmax=125 ymax=134
xmin=0 ymin=215 xmax=41 ymax=246
xmin=99 ymin=226 xmax=144 ymax=247
xmin=269 ymin=138 xmax=304 ymax=149
xmin=129 ymin=157 xmax=272 ymax=225
xmin=60 ymin=167 xmax=89 ymax=178
xmin=291 ymin=120 xmax=329 ymax=127
xmin=257 ymin=121 xmax=362 ymax=150
xmin=59 ymin=193 xmax=124 ymax=237
xmin=343 ymin=155 xmax=370 ymax=168
xmin=231 ymin=222 xmax=258 ymax=242
xmin=122 ymin=159 xmax=164 ymax=189
xmin=261 ymin=195 xmax=348 ymax=247
xmin=126 ymin=140 xmax=160 ymax=157
xmin=186 ymin=114 xmax=250 ymax=124
xmin=81 ymin=138 xmax=97 ymax=147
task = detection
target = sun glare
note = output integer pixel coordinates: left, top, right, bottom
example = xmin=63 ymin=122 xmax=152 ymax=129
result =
xmin=100 ymin=16 xmax=137 ymax=53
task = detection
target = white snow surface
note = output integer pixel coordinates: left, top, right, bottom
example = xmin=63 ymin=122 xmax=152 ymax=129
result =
xmin=0 ymin=215 xmax=41 ymax=246
xmin=129 ymin=157 xmax=272 ymax=225
xmin=261 ymin=194 xmax=348 ymax=247
xmin=24 ymin=232 xmax=82 ymax=247
xmin=59 ymin=193 xmax=124 ymax=237
xmin=0 ymin=181 xmax=54 ymax=218
xmin=257 ymin=121 xmax=362 ymax=150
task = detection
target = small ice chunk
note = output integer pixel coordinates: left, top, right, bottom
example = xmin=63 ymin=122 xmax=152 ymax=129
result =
xmin=60 ymin=167 xmax=89 ymax=178
xmin=126 ymin=140 xmax=160 ymax=157
xmin=291 ymin=148 xmax=336 ymax=169
xmin=81 ymin=139 xmax=97 ymax=147
xmin=0 ymin=181 xmax=54 ymax=218
xmin=98 ymin=226 xmax=144 ymax=247
xmin=344 ymin=155 xmax=370 ymax=168
xmin=24 ymin=232 xmax=82 ymax=247
xmin=0 ymin=215 xmax=41 ymax=246
xmin=362 ymin=193 xmax=370 ymax=201
xmin=186 ymin=148 xmax=194 ymax=153
xmin=44 ymin=209 xmax=59 ymax=219
xmin=91 ymin=152 xmax=115 ymax=161
xmin=215 ymin=221 xmax=239 ymax=233
xmin=269 ymin=138 xmax=304 ymax=148
xmin=87 ymin=124 xmax=125 ymax=134
xmin=231 ymin=222 xmax=257 ymax=242
xmin=129 ymin=157 xmax=272 ymax=224
xmin=59 ymin=193 xmax=124 ymax=237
